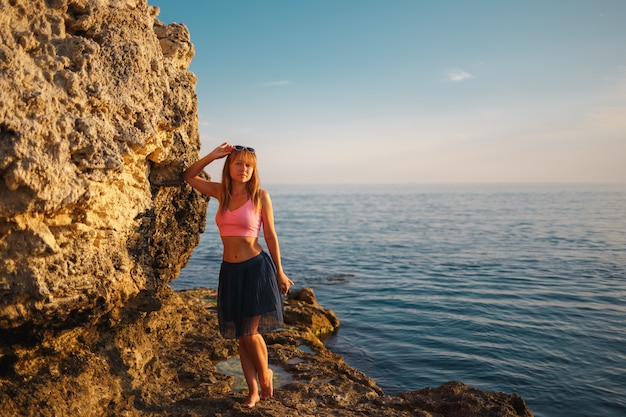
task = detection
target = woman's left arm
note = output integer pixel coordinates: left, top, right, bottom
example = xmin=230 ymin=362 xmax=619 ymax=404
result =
xmin=261 ymin=190 xmax=293 ymax=295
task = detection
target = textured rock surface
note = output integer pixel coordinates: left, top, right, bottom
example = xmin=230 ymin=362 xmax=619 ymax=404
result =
xmin=0 ymin=0 xmax=206 ymax=330
xmin=0 ymin=287 xmax=534 ymax=416
xmin=0 ymin=1 xmax=534 ymax=416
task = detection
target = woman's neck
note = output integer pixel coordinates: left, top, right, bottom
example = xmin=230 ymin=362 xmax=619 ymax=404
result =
xmin=231 ymin=184 xmax=248 ymax=197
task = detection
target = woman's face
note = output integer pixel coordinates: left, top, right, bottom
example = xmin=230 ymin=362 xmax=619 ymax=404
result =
xmin=229 ymin=154 xmax=255 ymax=183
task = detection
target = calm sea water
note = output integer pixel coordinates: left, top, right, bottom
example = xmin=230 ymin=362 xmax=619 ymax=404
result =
xmin=171 ymin=183 xmax=626 ymax=417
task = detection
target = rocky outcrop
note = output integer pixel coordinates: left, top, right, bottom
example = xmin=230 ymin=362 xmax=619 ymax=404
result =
xmin=0 ymin=287 xmax=534 ymax=416
xmin=0 ymin=0 xmax=205 ymax=331
xmin=0 ymin=1 xmax=534 ymax=416
xmin=284 ymin=287 xmax=340 ymax=336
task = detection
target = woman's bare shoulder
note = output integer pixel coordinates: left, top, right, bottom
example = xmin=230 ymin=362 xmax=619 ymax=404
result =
xmin=260 ymin=188 xmax=273 ymax=201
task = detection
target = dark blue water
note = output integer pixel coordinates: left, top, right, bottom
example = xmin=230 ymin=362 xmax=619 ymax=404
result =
xmin=172 ymin=183 xmax=626 ymax=417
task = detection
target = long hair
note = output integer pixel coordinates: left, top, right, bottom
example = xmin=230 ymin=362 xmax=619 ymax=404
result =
xmin=219 ymin=148 xmax=262 ymax=213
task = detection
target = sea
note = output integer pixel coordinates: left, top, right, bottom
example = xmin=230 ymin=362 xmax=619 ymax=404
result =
xmin=171 ymin=183 xmax=626 ymax=417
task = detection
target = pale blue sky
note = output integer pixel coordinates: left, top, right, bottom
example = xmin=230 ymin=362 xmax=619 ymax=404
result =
xmin=154 ymin=0 xmax=625 ymax=184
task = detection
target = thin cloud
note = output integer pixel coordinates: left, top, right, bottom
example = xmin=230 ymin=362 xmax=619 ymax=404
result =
xmin=448 ymin=69 xmax=474 ymax=82
xmin=258 ymin=80 xmax=294 ymax=87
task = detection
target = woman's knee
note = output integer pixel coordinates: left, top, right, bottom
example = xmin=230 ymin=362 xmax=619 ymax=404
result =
xmin=239 ymin=333 xmax=260 ymax=344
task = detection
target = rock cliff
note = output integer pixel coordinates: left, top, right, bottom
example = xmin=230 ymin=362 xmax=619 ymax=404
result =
xmin=0 ymin=1 xmax=534 ymax=416
xmin=0 ymin=0 xmax=205 ymax=330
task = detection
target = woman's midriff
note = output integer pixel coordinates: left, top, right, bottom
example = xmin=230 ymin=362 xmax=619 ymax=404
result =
xmin=221 ymin=236 xmax=263 ymax=263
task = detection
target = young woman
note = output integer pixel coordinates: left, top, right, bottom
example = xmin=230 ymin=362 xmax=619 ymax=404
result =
xmin=183 ymin=142 xmax=293 ymax=408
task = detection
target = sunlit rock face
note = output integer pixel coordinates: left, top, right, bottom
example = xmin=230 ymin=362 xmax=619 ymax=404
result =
xmin=0 ymin=0 xmax=206 ymax=330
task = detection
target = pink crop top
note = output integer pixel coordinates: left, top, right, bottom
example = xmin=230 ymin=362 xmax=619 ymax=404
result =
xmin=215 ymin=198 xmax=262 ymax=237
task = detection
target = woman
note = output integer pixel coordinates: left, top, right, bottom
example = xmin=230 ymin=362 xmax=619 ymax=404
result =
xmin=183 ymin=142 xmax=293 ymax=408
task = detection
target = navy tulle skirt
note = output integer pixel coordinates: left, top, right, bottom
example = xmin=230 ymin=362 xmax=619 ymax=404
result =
xmin=217 ymin=251 xmax=284 ymax=339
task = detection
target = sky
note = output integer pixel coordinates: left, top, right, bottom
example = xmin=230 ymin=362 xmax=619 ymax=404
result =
xmin=154 ymin=0 xmax=626 ymax=184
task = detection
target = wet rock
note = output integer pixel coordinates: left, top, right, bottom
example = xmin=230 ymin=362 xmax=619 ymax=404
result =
xmin=395 ymin=381 xmax=534 ymax=417
xmin=284 ymin=287 xmax=340 ymax=336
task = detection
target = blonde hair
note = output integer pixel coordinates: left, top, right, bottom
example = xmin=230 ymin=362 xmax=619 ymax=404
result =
xmin=220 ymin=148 xmax=262 ymax=213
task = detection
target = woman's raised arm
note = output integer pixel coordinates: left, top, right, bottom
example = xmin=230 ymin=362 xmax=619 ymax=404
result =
xmin=183 ymin=142 xmax=232 ymax=198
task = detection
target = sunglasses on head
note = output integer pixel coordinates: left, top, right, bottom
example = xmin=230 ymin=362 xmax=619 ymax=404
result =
xmin=232 ymin=145 xmax=255 ymax=153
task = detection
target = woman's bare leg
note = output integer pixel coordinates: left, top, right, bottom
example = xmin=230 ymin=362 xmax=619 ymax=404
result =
xmin=238 ymin=341 xmax=260 ymax=408
xmin=238 ymin=317 xmax=273 ymax=407
xmin=240 ymin=333 xmax=273 ymax=399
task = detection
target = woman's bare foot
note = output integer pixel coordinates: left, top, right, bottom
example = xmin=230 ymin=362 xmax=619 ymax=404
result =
xmin=260 ymin=368 xmax=274 ymax=400
xmin=241 ymin=392 xmax=260 ymax=408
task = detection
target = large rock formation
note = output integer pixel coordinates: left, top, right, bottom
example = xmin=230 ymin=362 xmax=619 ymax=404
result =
xmin=0 ymin=0 xmax=205 ymax=331
xmin=0 ymin=1 xmax=534 ymax=416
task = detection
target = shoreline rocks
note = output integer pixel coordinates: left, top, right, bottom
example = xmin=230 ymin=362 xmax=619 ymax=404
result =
xmin=0 ymin=286 xmax=534 ymax=416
